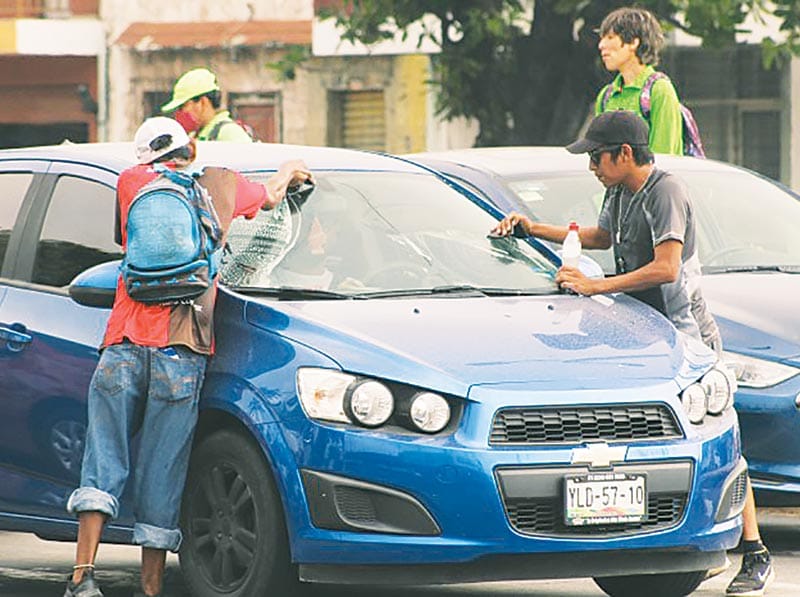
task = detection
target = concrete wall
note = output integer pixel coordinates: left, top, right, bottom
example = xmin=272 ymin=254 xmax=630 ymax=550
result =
xmin=791 ymin=56 xmax=800 ymax=192
xmin=101 ymin=0 xmax=312 ymax=35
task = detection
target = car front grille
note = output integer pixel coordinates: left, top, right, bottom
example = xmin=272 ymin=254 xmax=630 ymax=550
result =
xmin=490 ymin=404 xmax=682 ymax=445
xmin=496 ymin=461 xmax=692 ymax=538
xmin=506 ymin=493 xmax=687 ymax=537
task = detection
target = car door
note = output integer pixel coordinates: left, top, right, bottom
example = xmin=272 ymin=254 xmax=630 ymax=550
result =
xmin=0 ymin=160 xmax=124 ymax=522
xmin=0 ymin=160 xmax=50 ymax=517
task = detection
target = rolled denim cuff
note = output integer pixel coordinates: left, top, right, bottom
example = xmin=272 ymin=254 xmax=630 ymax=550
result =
xmin=133 ymin=522 xmax=183 ymax=552
xmin=66 ymin=487 xmax=119 ymax=519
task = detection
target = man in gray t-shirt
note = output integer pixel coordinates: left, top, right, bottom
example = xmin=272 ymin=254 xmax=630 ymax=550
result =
xmin=490 ymin=110 xmax=720 ymax=350
xmin=596 ymin=164 xmax=720 ymax=348
xmin=492 ymin=110 xmax=774 ymax=597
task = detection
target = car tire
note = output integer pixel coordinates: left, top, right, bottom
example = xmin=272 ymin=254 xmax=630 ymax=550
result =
xmin=593 ymin=570 xmax=706 ymax=597
xmin=179 ymin=428 xmax=298 ymax=597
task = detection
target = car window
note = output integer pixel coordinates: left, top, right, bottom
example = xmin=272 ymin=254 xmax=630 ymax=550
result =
xmin=680 ymin=170 xmax=800 ymax=269
xmin=221 ymin=171 xmax=559 ymax=295
xmin=506 ymin=174 xmax=614 ymax=272
xmin=0 ymin=172 xmax=33 ymax=272
xmin=31 ymin=175 xmax=122 ymax=287
xmin=505 ymin=168 xmax=800 ymax=275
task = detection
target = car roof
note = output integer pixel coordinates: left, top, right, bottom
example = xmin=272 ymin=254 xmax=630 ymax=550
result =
xmin=406 ymin=146 xmax=743 ymax=178
xmin=0 ymin=141 xmax=424 ymax=175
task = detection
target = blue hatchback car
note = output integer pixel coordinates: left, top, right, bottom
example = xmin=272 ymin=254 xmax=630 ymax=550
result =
xmin=407 ymin=147 xmax=800 ymax=507
xmin=0 ymin=142 xmax=744 ymax=597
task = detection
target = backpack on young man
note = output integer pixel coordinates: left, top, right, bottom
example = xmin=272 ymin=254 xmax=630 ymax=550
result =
xmin=121 ymin=167 xmax=222 ymax=304
xmin=601 ymin=72 xmax=706 ymax=158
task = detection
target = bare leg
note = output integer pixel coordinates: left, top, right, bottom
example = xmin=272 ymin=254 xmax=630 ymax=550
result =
xmin=741 ymin=479 xmax=760 ymax=541
xmin=141 ymin=547 xmax=167 ymax=596
xmin=72 ymin=511 xmax=106 ymax=583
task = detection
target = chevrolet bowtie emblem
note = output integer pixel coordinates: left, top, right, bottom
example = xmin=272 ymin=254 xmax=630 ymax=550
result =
xmin=571 ymin=442 xmax=628 ymax=468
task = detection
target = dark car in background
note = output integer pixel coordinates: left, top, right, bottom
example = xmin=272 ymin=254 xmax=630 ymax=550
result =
xmin=408 ymin=147 xmax=800 ymax=506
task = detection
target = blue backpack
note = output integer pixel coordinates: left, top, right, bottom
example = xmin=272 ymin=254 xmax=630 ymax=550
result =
xmin=601 ymin=72 xmax=706 ymax=158
xmin=121 ymin=167 xmax=222 ymax=304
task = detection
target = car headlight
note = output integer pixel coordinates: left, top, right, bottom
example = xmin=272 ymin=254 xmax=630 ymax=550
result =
xmin=409 ymin=392 xmax=451 ymax=433
xmin=296 ymin=368 xmax=354 ymax=423
xmin=722 ymin=350 xmax=800 ymax=388
xmin=345 ymin=380 xmax=394 ymax=427
xmin=701 ymin=368 xmax=733 ymax=415
xmin=296 ymin=368 xmax=457 ymax=433
xmin=680 ymin=383 xmax=707 ymax=424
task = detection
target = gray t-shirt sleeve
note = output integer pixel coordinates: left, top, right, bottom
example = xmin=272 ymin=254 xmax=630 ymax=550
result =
xmin=642 ymin=174 xmax=689 ymax=246
xmin=597 ymin=188 xmax=613 ymax=232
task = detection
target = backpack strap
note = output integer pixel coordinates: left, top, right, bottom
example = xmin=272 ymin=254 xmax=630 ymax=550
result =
xmin=189 ymin=172 xmax=222 ymax=245
xmin=600 ymin=83 xmax=615 ymax=112
xmin=639 ymin=71 xmax=669 ymax=120
xmin=208 ymin=117 xmax=239 ymax=141
xmin=158 ymin=168 xmax=222 ymax=244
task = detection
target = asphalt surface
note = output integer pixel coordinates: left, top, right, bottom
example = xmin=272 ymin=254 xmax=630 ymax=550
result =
xmin=1 ymin=508 xmax=799 ymax=596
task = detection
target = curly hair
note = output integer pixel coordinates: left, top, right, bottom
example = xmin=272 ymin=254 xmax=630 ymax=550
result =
xmin=600 ymin=7 xmax=665 ymax=66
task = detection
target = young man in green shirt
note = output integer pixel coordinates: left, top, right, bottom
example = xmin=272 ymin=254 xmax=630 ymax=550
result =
xmin=161 ymin=67 xmax=254 ymax=143
xmin=596 ymin=7 xmax=683 ymax=155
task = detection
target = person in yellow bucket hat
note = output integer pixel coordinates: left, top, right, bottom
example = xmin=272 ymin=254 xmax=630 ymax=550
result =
xmin=161 ymin=67 xmax=254 ymax=142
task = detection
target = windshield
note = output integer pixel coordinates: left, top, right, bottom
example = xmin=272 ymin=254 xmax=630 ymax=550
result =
xmin=505 ymin=167 xmax=800 ymax=274
xmin=220 ymin=172 xmax=558 ymax=297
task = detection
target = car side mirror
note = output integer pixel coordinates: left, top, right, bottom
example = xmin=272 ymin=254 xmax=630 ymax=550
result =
xmin=68 ymin=259 xmax=120 ymax=308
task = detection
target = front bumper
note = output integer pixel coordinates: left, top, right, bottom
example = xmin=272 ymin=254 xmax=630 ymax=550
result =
xmin=299 ymin=546 xmax=729 ymax=585
xmin=735 ymin=374 xmax=800 ymax=502
xmin=266 ymin=408 xmax=743 ymax=572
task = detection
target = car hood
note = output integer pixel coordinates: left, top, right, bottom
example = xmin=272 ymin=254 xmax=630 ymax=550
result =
xmin=702 ymin=272 xmax=800 ymax=361
xmin=244 ymin=292 xmax=710 ymax=396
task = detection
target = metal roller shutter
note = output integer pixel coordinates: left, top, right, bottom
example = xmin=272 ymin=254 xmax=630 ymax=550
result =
xmin=341 ymin=90 xmax=385 ymax=151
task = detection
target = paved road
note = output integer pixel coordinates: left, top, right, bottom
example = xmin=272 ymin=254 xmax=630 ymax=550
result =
xmin=1 ymin=508 xmax=799 ymax=596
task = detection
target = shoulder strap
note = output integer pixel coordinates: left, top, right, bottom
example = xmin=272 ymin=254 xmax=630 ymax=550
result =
xmin=639 ymin=72 xmax=669 ymax=120
xmin=189 ymin=174 xmax=222 ymax=244
xmin=208 ymin=120 xmax=229 ymax=141
xmin=600 ymin=83 xmax=615 ymax=112
xmin=208 ymin=118 xmax=234 ymax=141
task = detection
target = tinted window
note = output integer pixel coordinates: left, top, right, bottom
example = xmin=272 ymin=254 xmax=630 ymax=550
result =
xmin=32 ymin=176 xmax=122 ymax=287
xmin=0 ymin=172 xmax=32 ymax=271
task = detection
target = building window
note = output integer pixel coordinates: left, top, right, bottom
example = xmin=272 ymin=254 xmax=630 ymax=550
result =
xmin=229 ymin=93 xmax=281 ymax=143
xmin=328 ymin=90 xmax=386 ymax=151
xmin=144 ymin=91 xmax=172 ymax=118
xmin=662 ymin=45 xmax=786 ymax=182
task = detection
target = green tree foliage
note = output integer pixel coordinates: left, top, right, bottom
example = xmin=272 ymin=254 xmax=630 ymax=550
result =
xmin=321 ymin=0 xmax=800 ymax=146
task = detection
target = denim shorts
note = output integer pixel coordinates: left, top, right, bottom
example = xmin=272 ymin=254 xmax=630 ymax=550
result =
xmin=66 ymin=342 xmax=207 ymax=552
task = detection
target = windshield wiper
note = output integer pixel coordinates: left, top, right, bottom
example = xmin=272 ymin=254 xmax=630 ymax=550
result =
xmin=227 ymin=285 xmax=359 ymax=300
xmin=704 ymin=265 xmax=800 ymax=274
xmin=356 ymin=285 xmax=557 ymax=299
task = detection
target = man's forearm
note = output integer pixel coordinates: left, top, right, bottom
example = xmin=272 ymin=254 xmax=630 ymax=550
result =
xmin=528 ymin=221 xmax=610 ymax=250
xmin=593 ymin=261 xmax=678 ymax=294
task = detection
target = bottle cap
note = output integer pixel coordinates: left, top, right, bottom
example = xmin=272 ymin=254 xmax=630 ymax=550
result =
xmin=568 ymin=221 xmax=579 ymax=231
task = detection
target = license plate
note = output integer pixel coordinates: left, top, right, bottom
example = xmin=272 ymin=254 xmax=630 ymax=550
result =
xmin=564 ymin=473 xmax=647 ymax=526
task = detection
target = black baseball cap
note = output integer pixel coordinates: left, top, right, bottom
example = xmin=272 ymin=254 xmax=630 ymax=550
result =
xmin=566 ymin=110 xmax=649 ymax=154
